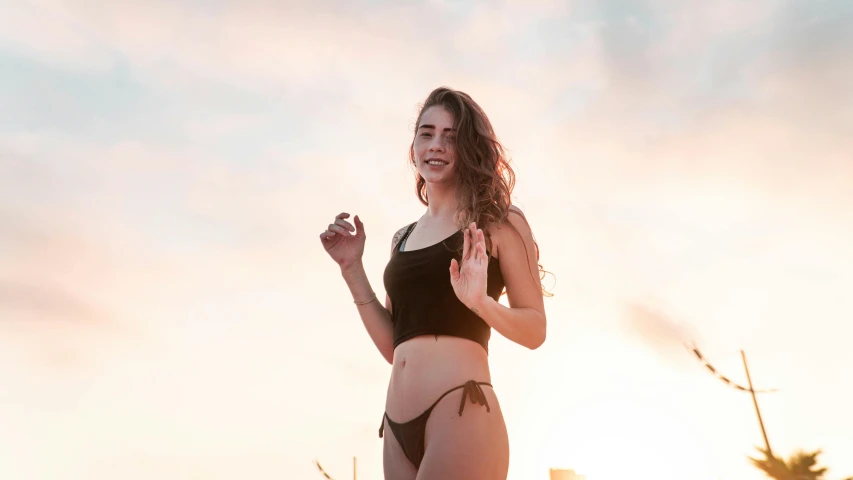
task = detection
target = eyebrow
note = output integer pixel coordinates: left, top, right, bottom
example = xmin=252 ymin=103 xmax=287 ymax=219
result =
xmin=417 ymin=124 xmax=456 ymax=131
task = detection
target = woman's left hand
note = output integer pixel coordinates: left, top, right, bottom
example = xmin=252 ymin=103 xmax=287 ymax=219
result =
xmin=450 ymin=222 xmax=489 ymax=312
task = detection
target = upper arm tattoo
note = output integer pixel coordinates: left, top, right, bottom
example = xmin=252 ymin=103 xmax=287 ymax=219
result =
xmin=391 ymin=227 xmax=406 ymax=254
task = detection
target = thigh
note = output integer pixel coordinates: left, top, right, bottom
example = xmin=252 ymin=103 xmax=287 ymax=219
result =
xmin=416 ymin=387 xmax=510 ymax=480
xmin=382 ymin=416 xmax=418 ymax=480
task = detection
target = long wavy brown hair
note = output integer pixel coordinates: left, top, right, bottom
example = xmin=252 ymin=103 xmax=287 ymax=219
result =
xmin=408 ymin=86 xmax=553 ymax=297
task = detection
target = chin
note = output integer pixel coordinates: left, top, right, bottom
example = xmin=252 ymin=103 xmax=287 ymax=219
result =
xmin=422 ymin=173 xmax=454 ymax=183
xmin=420 ymin=166 xmax=455 ymax=178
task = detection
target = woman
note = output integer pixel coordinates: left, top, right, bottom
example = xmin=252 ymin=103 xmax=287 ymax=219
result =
xmin=319 ymin=86 xmax=549 ymax=479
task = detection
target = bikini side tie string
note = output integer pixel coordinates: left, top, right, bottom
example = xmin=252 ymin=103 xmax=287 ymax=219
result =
xmin=458 ymin=380 xmax=491 ymax=416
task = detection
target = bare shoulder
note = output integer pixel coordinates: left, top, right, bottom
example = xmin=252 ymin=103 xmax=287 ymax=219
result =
xmin=508 ymin=204 xmax=528 ymax=221
xmin=488 ymin=205 xmax=533 ymax=257
xmin=491 ymin=205 xmax=543 ymax=311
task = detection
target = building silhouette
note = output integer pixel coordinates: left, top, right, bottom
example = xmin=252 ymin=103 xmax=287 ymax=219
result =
xmin=549 ymin=468 xmax=586 ymax=480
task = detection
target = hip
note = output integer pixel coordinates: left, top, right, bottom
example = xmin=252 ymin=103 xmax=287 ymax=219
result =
xmin=384 ymin=334 xmax=493 ymax=419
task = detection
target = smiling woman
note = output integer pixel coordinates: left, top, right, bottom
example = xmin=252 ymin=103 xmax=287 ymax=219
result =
xmin=320 ymin=86 xmax=553 ymax=479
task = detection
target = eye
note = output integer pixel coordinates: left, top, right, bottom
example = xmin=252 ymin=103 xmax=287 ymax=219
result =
xmin=420 ymin=133 xmax=432 ymax=138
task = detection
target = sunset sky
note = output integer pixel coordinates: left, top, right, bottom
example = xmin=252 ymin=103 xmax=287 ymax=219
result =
xmin=1 ymin=1 xmax=852 ymax=479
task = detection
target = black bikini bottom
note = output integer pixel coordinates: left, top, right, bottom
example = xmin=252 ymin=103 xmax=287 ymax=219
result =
xmin=379 ymin=380 xmax=492 ymax=469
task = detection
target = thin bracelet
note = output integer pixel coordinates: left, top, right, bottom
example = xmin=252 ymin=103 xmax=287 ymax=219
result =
xmin=354 ymin=292 xmax=377 ymax=305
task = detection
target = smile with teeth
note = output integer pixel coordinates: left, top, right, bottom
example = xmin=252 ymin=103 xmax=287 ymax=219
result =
xmin=426 ymin=160 xmax=448 ymax=166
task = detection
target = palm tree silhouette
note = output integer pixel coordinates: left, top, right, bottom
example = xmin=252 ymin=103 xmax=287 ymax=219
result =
xmin=749 ymin=447 xmax=852 ymax=480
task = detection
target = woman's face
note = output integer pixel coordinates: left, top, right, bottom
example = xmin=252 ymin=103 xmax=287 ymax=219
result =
xmin=413 ymin=105 xmax=457 ymax=184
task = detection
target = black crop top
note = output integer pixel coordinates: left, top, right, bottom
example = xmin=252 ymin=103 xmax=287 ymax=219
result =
xmin=382 ymin=221 xmax=505 ymax=353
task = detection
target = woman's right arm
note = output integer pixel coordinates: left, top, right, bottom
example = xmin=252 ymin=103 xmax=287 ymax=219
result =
xmin=340 ymin=227 xmax=406 ymax=365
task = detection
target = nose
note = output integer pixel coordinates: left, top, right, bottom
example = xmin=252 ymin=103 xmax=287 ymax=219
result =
xmin=428 ymin=136 xmax=445 ymax=153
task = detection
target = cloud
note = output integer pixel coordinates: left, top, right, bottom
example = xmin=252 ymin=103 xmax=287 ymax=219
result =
xmin=621 ymin=301 xmax=702 ymax=366
xmin=535 ymin=0 xmax=853 ymax=210
xmin=0 ymin=280 xmax=103 ymax=324
xmin=0 ymin=1 xmax=446 ymax=96
xmin=0 ymin=208 xmax=142 ymax=371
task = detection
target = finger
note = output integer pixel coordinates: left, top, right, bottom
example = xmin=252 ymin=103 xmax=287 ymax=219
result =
xmin=320 ymin=229 xmax=339 ymax=241
xmin=334 ymin=218 xmax=355 ymax=233
xmin=449 ymin=258 xmax=459 ymax=281
xmin=472 ymin=227 xmax=481 ymax=261
xmin=327 ymin=224 xmax=352 ymax=236
xmin=353 ymin=214 xmax=365 ymax=237
xmin=462 ymin=228 xmax=470 ymax=261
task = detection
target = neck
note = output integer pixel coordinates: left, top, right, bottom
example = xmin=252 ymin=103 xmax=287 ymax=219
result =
xmin=422 ymin=182 xmax=458 ymax=225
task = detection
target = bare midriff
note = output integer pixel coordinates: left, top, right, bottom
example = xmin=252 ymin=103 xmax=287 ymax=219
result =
xmin=384 ymin=334 xmax=492 ymax=422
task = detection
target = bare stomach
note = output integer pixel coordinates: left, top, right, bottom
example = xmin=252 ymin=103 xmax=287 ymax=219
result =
xmin=384 ymin=334 xmax=493 ymax=421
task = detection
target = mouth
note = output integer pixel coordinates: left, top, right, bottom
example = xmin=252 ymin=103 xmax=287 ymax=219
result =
xmin=424 ymin=158 xmax=449 ymax=167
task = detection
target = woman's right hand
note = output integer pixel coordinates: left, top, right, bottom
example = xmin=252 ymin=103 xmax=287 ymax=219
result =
xmin=320 ymin=212 xmax=366 ymax=269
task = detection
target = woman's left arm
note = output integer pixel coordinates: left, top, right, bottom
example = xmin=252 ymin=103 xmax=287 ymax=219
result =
xmin=472 ymin=207 xmax=547 ymax=350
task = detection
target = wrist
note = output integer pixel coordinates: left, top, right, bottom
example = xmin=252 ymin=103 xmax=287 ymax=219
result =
xmin=354 ymin=291 xmax=377 ymax=305
xmin=340 ymin=260 xmax=364 ymax=276
xmin=469 ymin=295 xmax=493 ymax=315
